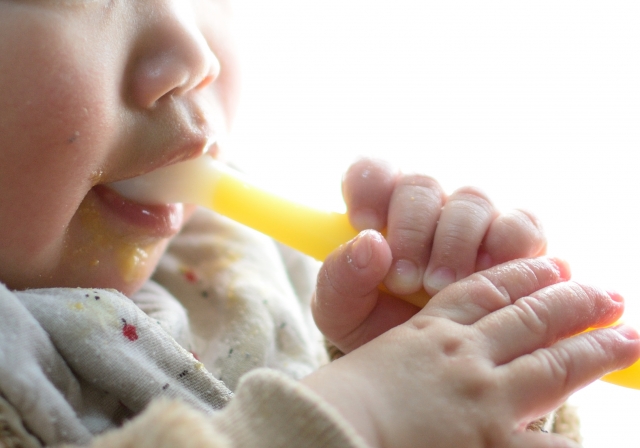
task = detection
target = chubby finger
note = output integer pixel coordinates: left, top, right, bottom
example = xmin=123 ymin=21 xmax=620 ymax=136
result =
xmin=502 ymin=325 xmax=640 ymax=421
xmin=383 ymin=173 xmax=446 ymax=295
xmin=423 ymin=257 xmax=570 ymax=325
xmin=476 ymin=209 xmax=547 ymax=271
xmin=478 ymin=283 xmax=624 ymax=365
xmin=423 ymin=186 xmax=497 ymax=297
xmin=342 ymin=158 xmax=398 ymax=231
xmin=313 ymin=230 xmax=418 ymax=353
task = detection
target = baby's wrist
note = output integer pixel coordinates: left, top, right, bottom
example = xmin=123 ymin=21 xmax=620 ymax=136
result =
xmin=301 ymin=361 xmax=383 ymax=448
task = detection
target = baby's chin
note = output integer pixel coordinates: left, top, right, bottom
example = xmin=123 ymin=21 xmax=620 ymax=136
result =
xmin=45 ymin=202 xmax=198 ymax=296
xmin=72 ymin=243 xmax=168 ymax=296
xmin=37 ymin=202 xmax=195 ymax=296
xmin=1 ymin=198 xmax=198 ymax=295
xmin=23 ymin=236 xmax=171 ymax=296
xmin=1 ymin=240 xmax=166 ymax=296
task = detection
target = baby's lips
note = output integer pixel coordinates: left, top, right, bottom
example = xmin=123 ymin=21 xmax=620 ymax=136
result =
xmin=92 ymin=184 xmax=184 ymax=239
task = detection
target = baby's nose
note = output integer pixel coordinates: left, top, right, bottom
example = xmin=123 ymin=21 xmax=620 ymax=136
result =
xmin=129 ymin=1 xmax=220 ymax=108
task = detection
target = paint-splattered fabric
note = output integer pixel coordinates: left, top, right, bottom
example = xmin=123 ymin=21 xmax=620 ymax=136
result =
xmin=150 ymin=208 xmax=327 ymax=390
xmin=0 ymin=284 xmax=232 ymax=446
xmin=0 ymin=208 xmax=331 ymax=446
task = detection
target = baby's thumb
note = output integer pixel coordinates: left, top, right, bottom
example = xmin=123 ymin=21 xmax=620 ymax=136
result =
xmin=312 ymin=230 xmax=391 ymax=351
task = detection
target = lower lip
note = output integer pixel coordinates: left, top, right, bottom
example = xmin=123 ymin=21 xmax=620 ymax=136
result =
xmin=92 ymin=185 xmax=184 ymax=239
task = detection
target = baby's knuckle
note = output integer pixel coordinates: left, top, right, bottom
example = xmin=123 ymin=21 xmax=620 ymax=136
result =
xmin=505 ymin=261 xmax=546 ymax=292
xmin=455 ymin=362 xmax=497 ymax=401
xmin=393 ymin=218 xmax=431 ymax=246
xmin=343 ymin=158 xmax=395 ymax=199
xmin=465 ymin=272 xmax=496 ymax=292
xmin=513 ymin=209 xmax=544 ymax=234
xmin=440 ymin=332 xmax=469 ymax=357
xmin=348 ymin=157 xmax=389 ymax=176
xmin=397 ymin=172 xmax=442 ymax=193
xmin=407 ymin=314 xmax=440 ymax=332
xmin=512 ymin=296 xmax=550 ymax=337
xmin=465 ymin=273 xmax=512 ymax=310
xmin=582 ymin=332 xmax=609 ymax=358
xmin=562 ymin=282 xmax=600 ymax=310
xmin=497 ymin=217 xmax=535 ymax=248
xmin=396 ymin=180 xmax=445 ymax=214
xmin=451 ymin=186 xmax=494 ymax=211
xmin=513 ymin=260 xmax=539 ymax=283
xmin=511 ymin=212 xmax=546 ymax=252
xmin=537 ymin=347 xmax=572 ymax=388
xmin=407 ymin=318 xmax=470 ymax=356
xmin=441 ymin=229 xmax=476 ymax=252
xmin=571 ymin=282 xmax=600 ymax=302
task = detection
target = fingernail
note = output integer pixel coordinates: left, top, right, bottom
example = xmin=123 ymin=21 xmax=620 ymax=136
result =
xmin=349 ymin=231 xmax=373 ymax=269
xmin=385 ymin=259 xmax=420 ymax=293
xmin=607 ymin=290 xmax=624 ymax=303
xmin=425 ymin=266 xmax=456 ymax=292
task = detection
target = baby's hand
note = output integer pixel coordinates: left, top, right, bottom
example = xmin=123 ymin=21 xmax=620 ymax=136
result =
xmin=304 ymin=258 xmax=640 ymax=448
xmin=313 ymin=158 xmax=546 ymax=353
xmin=342 ymin=158 xmax=546 ymax=295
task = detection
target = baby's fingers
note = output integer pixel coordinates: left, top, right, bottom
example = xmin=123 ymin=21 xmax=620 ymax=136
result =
xmin=383 ymin=173 xmax=445 ymax=295
xmin=503 ymin=325 xmax=640 ymax=422
xmin=423 ymin=187 xmax=496 ymax=296
xmin=344 ymin=159 xmax=447 ymax=297
xmin=313 ymin=230 xmax=418 ymax=353
xmin=423 ymin=257 xmax=570 ymax=325
xmin=342 ymin=158 xmax=398 ymax=231
xmin=476 ymin=209 xmax=547 ymax=271
xmin=478 ymin=283 xmax=624 ymax=365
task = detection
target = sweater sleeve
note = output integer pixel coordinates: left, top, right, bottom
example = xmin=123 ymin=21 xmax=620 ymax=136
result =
xmin=76 ymin=369 xmax=369 ymax=448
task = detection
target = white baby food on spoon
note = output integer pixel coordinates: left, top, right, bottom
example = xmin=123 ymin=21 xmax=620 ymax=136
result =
xmin=109 ymin=156 xmax=224 ymax=206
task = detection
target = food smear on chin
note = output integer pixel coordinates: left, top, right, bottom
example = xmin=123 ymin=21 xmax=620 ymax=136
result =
xmin=74 ymin=198 xmax=158 ymax=284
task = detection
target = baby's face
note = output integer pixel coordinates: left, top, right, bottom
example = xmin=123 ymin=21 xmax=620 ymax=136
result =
xmin=0 ymin=0 xmax=239 ymax=295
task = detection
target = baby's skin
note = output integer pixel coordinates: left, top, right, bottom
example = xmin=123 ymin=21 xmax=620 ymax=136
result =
xmin=307 ymin=257 xmax=639 ymax=448
xmin=0 ymin=0 xmax=638 ymax=447
xmin=0 ymin=0 xmax=239 ymax=296
xmin=315 ymin=158 xmax=548 ymax=352
xmin=306 ymin=160 xmax=640 ymax=447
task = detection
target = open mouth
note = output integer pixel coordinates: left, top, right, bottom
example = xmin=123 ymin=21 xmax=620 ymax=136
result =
xmin=97 ymin=137 xmax=220 ymax=238
xmin=91 ymin=184 xmax=185 ymax=239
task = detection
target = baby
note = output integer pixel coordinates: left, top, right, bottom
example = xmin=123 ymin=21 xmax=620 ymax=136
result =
xmin=0 ymin=1 xmax=638 ymax=447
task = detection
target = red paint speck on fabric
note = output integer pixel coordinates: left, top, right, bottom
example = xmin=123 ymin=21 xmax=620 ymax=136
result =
xmin=183 ymin=270 xmax=198 ymax=283
xmin=123 ymin=323 xmax=139 ymax=341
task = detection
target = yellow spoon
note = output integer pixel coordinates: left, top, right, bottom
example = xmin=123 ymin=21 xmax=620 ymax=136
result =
xmin=110 ymin=155 xmax=640 ymax=389
xmin=602 ymin=359 xmax=640 ymax=389
xmin=110 ymin=156 xmax=430 ymax=308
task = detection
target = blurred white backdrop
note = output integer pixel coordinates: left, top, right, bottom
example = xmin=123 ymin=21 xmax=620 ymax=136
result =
xmin=228 ymin=1 xmax=640 ymax=445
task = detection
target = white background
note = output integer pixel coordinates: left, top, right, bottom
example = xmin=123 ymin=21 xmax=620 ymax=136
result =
xmin=228 ymin=1 xmax=640 ymax=445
